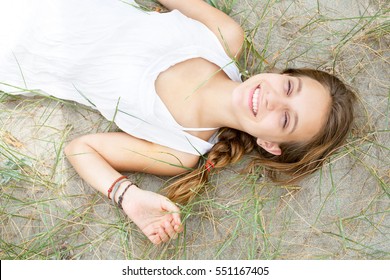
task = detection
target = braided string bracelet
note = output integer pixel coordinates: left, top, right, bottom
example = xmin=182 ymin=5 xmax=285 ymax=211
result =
xmin=111 ymin=179 xmax=132 ymax=205
xmin=117 ymin=182 xmax=138 ymax=210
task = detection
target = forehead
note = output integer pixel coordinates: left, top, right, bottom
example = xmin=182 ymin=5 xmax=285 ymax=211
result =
xmin=290 ymin=76 xmax=331 ymax=142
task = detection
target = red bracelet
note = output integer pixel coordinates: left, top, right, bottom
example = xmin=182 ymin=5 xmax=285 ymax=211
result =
xmin=107 ymin=175 xmax=127 ymax=199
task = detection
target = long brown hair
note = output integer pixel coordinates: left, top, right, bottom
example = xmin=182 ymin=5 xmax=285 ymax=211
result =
xmin=163 ymin=68 xmax=356 ymax=205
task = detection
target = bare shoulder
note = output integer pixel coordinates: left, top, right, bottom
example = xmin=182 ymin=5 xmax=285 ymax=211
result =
xmin=159 ymin=0 xmax=244 ymax=58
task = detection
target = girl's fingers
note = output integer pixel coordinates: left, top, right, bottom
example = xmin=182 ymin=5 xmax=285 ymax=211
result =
xmin=174 ymin=224 xmax=184 ymax=233
xmin=164 ymin=221 xmax=178 ymax=239
xmin=158 ymin=227 xmax=170 ymax=243
xmin=150 ymin=234 xmax=162 ymax=245
xmin=161 ymin=199 xmax=182 ymax=231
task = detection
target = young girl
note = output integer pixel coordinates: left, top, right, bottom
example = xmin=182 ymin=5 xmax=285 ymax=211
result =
xmin=0 ymin=0 xmax=355 ymax=245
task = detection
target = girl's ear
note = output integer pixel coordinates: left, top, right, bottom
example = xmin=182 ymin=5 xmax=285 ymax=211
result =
xmin=256 ymin=138 xmax=282 ymax=156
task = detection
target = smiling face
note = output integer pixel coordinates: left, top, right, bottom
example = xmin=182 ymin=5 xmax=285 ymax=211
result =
xmin=231 ymin=73 xmax=331 ymax=155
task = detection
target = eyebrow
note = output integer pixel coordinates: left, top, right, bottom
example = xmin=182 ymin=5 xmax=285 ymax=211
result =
xmin=297 ymin=77 xmax=302 ymax=94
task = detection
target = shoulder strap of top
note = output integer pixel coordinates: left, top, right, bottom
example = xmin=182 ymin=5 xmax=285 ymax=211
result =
xmin=181 ymin=126 xmax=219 ymax=132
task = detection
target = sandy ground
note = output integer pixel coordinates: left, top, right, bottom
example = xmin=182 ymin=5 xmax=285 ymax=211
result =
xmin=0 ymin=0 xmax=389 ymax=259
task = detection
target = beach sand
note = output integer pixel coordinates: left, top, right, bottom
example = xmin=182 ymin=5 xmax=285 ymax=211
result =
xmin=0 ymin=0 xmax=389 ymax=259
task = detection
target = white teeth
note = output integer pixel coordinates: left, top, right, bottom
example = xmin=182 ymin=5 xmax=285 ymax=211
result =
xmin=252 ymin=87 xmax=259 ymax=115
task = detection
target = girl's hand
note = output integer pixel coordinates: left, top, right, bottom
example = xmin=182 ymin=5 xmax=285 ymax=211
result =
xmin=65 ymin=132 xmax=196 ymax=243
xmin=120 ymin=184 xmax=183 ymax=244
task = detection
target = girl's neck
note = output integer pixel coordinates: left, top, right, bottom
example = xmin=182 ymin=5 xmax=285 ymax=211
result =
xmin=195 ymin=74 xmax=240 ymax=130
xmin=155 ymin=57 xmax=242 ymax=132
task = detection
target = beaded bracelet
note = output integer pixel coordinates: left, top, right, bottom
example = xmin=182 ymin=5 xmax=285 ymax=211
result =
xmin=117 ymin=182 xmax=137 ymax=210
xmin=107 ymin=175 xmax=127 ymax=199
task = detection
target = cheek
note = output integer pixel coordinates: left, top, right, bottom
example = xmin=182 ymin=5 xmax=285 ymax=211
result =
xmin=261 ymin=112 xmax=281 ymax=129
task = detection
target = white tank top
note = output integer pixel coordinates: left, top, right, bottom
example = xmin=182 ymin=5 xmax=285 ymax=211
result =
xmin=0 ymin=0 xmax=242 ymax=155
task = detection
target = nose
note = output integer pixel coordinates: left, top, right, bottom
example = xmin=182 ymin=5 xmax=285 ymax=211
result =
xmin=265 ymin=90 xmax=285 ymax=111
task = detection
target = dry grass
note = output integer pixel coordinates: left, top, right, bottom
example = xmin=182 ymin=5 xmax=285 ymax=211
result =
xmin=1 ymin=0 xmax=389 ymax=259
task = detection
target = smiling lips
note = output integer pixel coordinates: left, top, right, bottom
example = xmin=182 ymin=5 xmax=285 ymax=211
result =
xmin=251 ymin=84 xmax=261 ymax=116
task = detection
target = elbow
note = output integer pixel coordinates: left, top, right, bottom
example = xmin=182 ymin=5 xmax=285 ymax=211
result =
xmin=64 ymin=135 xmax=98 ymax=162
xmin=64 ymin=139 xmax=76 ymax=158
xmin=224 ymin=24 xmax=245 ymax=59
xmin=231 ymin=26 xmax=245 ymax=58
xmin=64 ymin=137 xmax=85 ymax=158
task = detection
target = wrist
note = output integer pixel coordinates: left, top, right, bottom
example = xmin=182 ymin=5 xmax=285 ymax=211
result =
xmin=114 ymin=181 xmax=138 ymax=209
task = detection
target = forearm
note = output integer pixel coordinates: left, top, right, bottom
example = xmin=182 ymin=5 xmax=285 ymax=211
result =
xmin=64 ymin=136 xmax=183 ymax=245
xmin=64 ymin=139 xmax=127 ymax=197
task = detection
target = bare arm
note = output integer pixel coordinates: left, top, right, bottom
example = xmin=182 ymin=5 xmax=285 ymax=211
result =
xmin=157 ymin=0 xmax=244 ymax=58
xmin=64 ymin=132 xmax=199 ymax=244
xmin=64 ymin=132 xmax=198 ymax=194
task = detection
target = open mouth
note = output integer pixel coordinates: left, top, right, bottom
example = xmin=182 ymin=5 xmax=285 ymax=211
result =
xmin=251 ymin=84 xmax=261 ymax=116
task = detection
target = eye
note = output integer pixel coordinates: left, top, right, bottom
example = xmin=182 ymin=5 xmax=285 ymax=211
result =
xmin=283 ymin=112 xmax=289 ymax=128
xmin=287 ymin=80 xmax=292 ymax=95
